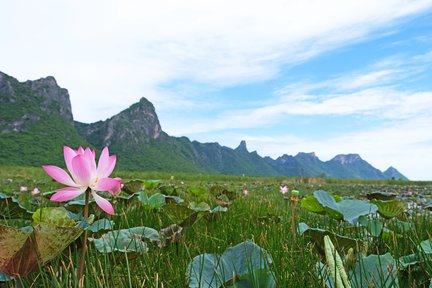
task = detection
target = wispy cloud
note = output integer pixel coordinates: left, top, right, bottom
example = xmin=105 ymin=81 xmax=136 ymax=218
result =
xmin=1 ymin=0 xmax=432 ymax=122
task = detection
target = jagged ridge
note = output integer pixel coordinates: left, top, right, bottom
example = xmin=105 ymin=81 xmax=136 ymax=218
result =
xmin=0 ymin=71 xmax=408 ymax=180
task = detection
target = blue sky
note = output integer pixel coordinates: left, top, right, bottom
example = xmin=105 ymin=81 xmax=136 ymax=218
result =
xmin=1 ymin=1 xmax=432 ymax=179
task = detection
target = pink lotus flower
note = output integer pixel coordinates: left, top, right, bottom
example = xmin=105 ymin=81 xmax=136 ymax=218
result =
xmin=280 ymin=185 xmax=289 ymax=195
xmin=42 ymin=146 xmax=122 ymax=215
xmin=31 ymin=188 xmax=40 ymax=195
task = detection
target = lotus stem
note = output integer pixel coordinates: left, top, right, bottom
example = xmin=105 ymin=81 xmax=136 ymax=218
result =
xmin=291 ymin=204 xmax=296 ymax=236
xmin=78 ymin=188 xmax=91 ymax=287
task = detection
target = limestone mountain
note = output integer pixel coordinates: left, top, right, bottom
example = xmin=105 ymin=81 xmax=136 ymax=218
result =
xmin=383 ymin=166 xmax=409 ymax=181
xmin=0 ymin=71 xmax=408 ymax=180
xmin=0 ymin=72 xmax=88 ymax=167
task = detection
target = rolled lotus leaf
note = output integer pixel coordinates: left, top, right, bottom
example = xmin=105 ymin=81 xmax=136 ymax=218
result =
xmin=0 ymin=207 xmax=83 ymax=277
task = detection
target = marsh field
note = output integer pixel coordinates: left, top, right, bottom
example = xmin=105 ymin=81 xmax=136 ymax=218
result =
xmin=1 ymin=166 xmax=432 ymax=287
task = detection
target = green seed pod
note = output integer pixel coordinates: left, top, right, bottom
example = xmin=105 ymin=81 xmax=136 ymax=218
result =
xmin=324 ymin=235 xmax=352 ymax=288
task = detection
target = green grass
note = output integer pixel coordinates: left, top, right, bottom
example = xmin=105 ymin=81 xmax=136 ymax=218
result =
xmin=1 ymin=166 xmax=432 ymax=287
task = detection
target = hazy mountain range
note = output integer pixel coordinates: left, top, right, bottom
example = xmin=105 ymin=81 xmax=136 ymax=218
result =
xmin=0 ymin=71 xmax=408 ymax=180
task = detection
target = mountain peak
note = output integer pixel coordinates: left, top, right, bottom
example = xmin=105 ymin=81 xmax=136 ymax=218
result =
xmin=76 ymin=97 xmax=165 ymax=147
xmin=331 ymin=154 xmax=362 ymax=164
xmin=295 ymin=152 xmax=317 ymax=158
xmin=235 ymin=140 xmax=248 ymax=153
xmin=383 ymin=166 xmax=408 ymax=180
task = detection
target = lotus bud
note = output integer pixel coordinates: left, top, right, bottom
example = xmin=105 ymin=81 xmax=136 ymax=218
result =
xmin=291 ymin=189 xmax=299 ymax=196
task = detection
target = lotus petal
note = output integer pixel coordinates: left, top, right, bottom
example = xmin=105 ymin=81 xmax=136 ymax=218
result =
xmin=42 ymin=166 xmax=78 ymax=187
xmin=92 ymin=191 xmax=114 ymax=215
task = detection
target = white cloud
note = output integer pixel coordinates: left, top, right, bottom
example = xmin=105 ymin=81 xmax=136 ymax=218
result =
xmin=228 ymin=116 xmax=432 ymax=180
xmin=1 ymin=0 xmax=432 ymax=122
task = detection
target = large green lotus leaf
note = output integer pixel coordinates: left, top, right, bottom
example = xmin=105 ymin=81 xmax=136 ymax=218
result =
xmin=350 ymin=253 xmax=398 ymax=288
xmin=366 ymin=192 xmax=397 ymax=201
xmin=0 ymin=208 xmax=83 ymax=277
xmin=211 ymin=206 xmax=228 ymax=213
xmin=32 ymin=207 xmax=76 ymax=227
xmin=64 ymin=195 xmax=102 ymax=216
xmin=187 ymin=240 xmax=273 ymax=288
xmin=114 ymin=192 xmax=136 ymax=201
xmin=187 ymin=187 xmax=209 ymax=201
xmin=32 ymin=223 xmax=82 ymax=264
xmin=358 ymin=217 xmax=384 ymax=237
xmin=301 ymin=195 xmax=325 ymax=214
xmin=89 ymin=227 xmax=159 ymax=255
xmin=399 ymin=253 xmax=418 ymax=270
xmin=419 ymin=239 xmax=432 ymax=254
xmin=0 ymin=271 xmax=13 ymax=282
xmin=164 ymin=195 xmax=184 ymax=204
xmin=392 ymin=219 xmax=414 ymax=234
xmin=123 ymin=180 xmax=145 ymax=194
xmin=314 ymin=190 xmax=378 ymax=224
xmin=189 ymin=201 xmax=211 ymax=212
xmin=136 ymin=192 xmax=165 ymax=209
xmin=143 ymin=180 xmax=160 ymax=190
xmin=399 ymin=239 xmax=432 ymax=270
xmin=0 ymin=192 xmax=33 ymax=219
xmin=299 ymin=223 xmax=361 ymax=255
xmin=229 ymin=268 xmax=276 ymax=288
xmin=158 ymin=185 xmax=177 ymax=196
xmin=87 ymin=219 xmax=114 ymax=233
xmin=0 ymin=225 xmax=33 ymax=276
xmin=370 ymin=199 xmax=406 ymax=219
xmin=163 ymin=203 xmax=194 ymax=224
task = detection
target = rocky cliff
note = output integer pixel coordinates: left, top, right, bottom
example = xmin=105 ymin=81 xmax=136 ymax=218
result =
xmin=0 ymin=71 xmax=409 ymax=180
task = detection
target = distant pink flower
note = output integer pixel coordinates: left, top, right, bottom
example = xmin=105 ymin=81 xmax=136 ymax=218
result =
xmin=243 ymin=189 xmax=249 ymax=196
xmin=31 ymin=188 xmax=40 ymax=195
xmin=20 ymin=186 xmax=28 ymax=192
xmin=42 ymin=146 xmax=122 ymax=215
xmin=407 ymin=191 xmax=413 ymax=196
xmin=280 ymin=185 xmax=289 ymax=194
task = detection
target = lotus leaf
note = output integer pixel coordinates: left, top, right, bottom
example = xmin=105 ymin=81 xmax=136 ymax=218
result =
xmin=189 ymin=201 xmax=211 ymax=212
xmin=87 ymin=219 xmax=115 ymax=233
xmin=301 ymin=195 xmax=326 ymax=214
xmin=358 ymin=217 xmax=383 ymax=237
xmin=0 ymin=192 xmax=33 ymax=219
xmin=136 ymin=192 xmax=165 ymax=209
xmin=314 ymin=190 xmax=378 ymax=224
xmin=164 ymin=195 xmax=184 ymax=204
xmin=143 ymin=180 xmax=160 ymax=190
xmin=228 ymin=268 xmax=276 ymax=288
xmin=187 ymin=240 xmax=273 ymax=288
xmin=122 ymin=180 xmax=145 ymax=194
xmin=211 ymin=206 xmax=228 ymax=213
xmin=157 ymin=224 xmax=183 ymax=248
xmin=366 ymin=192 xmax=397 ymax=201
xmin=350 ymin=253 xmax=398 ymax=288
xmin=299 ymin=223 xmax=361 ymax=255
xmin=163 ymin=203 xmax=196 ymax=225
xmin=89 ymin=226 xmax=160 ymax=255
xmin=370 ymin=199 xmax=406 ymax=219
xmin=0 ymin=207 xmax=83 ymax=277
xmin=0 ymin=271 xmax=13 ymax=282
